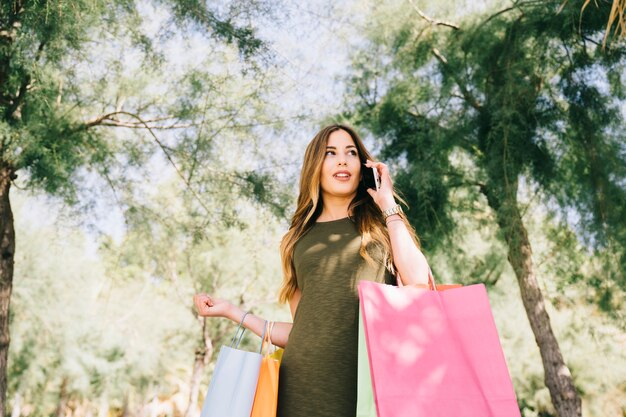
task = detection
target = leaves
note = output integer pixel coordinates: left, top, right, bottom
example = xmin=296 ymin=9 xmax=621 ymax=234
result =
xmin=345 ymin=2 xmax=625 ymax=414
xmin=347 ymin=0 xmax=626 ymax=280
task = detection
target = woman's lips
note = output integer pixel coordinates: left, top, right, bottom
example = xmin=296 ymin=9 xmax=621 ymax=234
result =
xmin=333 ymin=171 xmax=351 ymax=181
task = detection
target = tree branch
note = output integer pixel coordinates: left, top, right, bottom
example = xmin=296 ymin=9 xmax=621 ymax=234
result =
xmin=97 ymin=121 xmax=194 ymax=130
xmin=0 ymin=1 xmax=24 ymax=105
xmin=5 ymin=74 xmax=30 ymax=122
xmin=407 ymin=0 xmax=460 ymax=30
xmin=4 ymin=39 xmax=44 ymax=123
xmin=465 ymin=3 xmax=530 ymax=48
xmin=84 ymin=111 xmax=214 ymax=217
xmin=85 ymin=111 xmax=184 ymax=129
xmin=431 ymin=48 xmax=482 ymax=111
xmin=478 ymin=6 xmax=517 ymax=29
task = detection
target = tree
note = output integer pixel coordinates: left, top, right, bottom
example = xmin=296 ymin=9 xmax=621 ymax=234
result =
xmin=9 ymin=157 xmax=290 ymax=415
xmin=97 ymin=174 xmax=289 ymax=417
xmin=572 ymin=0 xmax=626 ymax=48
xmin=345 ymin=1 xmax=625 ymax=416
xmin=0 ymin=0 xmax=281 ymax=413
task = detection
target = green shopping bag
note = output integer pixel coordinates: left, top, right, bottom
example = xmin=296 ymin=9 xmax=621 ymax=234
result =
xmin=356 ymin=310 xmax=377 ymax=417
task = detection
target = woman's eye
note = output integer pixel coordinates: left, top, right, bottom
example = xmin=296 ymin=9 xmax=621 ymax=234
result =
xmin=325 ymin=150 xmax=335 ymax=156
xmin=348 ymin=150 xmax=358 ymax=156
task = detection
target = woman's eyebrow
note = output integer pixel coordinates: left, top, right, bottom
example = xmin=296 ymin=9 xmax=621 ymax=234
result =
xmin=325 ymin=145 xmax=357 ymax=149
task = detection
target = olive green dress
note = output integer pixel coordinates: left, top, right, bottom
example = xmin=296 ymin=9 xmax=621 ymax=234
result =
xmin=277 ymin=217 xmax=394 ymax=417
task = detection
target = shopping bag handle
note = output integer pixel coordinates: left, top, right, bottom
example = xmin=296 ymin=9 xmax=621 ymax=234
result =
xmin=268 ymin=321 xmax=275 ymax=349
xmin=396 ymin=266 xmax=437 ymax=290
xmin=267 ymin=321 xmax=277 ymax=355
xmin=268 ymin=321 xmax=282 ymax=355
xmin=258 ymin=322 xmax=267 ymax=354
xmin=260 ymin=320 xmax=276 ymax=356
xmin=229 ymin=311 xmax=267 ymax=353
xmin=230 ymin=311 xmax=250 ymax=348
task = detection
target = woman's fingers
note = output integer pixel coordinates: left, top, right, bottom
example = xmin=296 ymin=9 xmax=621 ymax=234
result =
xmin=194 ymin=295 xmax=204 ymax=313
xmin=365 ymin=160 xmax=397 ymax=211
xmin=366 ymin=160 xmax=393 ymax=188
xmin=366 ymin=160 xmax=391 ymax=180
xmin=193 ymin=293 xmax=216 ymax=315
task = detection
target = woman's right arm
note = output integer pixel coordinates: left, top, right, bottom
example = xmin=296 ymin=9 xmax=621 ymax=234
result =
xmin=193 ymin=289 xmax=302 ymax=349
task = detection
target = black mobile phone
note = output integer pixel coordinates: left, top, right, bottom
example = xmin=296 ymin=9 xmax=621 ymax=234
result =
xmin=362 ymin=165 xmax=381 ymax=191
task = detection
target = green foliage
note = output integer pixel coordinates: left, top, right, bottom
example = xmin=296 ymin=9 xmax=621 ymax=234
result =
xmin=0 ymin=0 xmax=273 ymax=202
xmin=417 ymin=175 xmax=626 ymax=417
xmin=345 ymin=0 xmax=626 ymax=283
xmin=3 ymin=0 xmax=293 ymax=414
xmin=164 ymin=0 xmax=268 ymax=59
xmin=97 ymin=175 xmax=289 ymax=407
xmin=9 ymin=180 xmax=289 ymax=415
xmin=344 ymin=0 xmax=626 ymax=415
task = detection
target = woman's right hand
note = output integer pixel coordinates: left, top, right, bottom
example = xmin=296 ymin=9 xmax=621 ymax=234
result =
xmin=193 ymin=293 xmax=233 ymax=318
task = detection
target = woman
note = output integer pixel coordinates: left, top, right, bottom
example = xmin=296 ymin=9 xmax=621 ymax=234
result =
xmin=193 ymin=124 xmax=430 ymax=416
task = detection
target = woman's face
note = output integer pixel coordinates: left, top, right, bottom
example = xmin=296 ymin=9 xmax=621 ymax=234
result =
xmin=320 ymin=129 xmax=362 ymax=199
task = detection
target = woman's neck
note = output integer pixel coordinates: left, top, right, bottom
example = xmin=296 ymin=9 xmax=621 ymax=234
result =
xmin=317 ymin=194 xmax=354 ymax=222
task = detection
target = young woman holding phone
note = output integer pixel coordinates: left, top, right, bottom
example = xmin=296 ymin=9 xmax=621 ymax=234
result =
xmin=194 ymin=124 xmax=430 ymax=416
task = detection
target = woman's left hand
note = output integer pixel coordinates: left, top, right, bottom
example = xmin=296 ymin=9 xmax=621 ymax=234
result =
xmin=365 ymin=159 xmax=397 ymax=211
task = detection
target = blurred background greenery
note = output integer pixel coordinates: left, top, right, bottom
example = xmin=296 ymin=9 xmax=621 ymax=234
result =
xmin=2 ymin=1 xmax=625 ymax=417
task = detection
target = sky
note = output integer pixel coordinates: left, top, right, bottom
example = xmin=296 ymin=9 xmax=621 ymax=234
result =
xmin=17 ymin=0 xmax=371 ymax=252
xmin=21 ymin=0 xmax=619 ymax=249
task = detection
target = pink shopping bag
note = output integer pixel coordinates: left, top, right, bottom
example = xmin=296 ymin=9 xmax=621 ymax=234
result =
xmin=358 ymin=278 xmax=521 ymax=417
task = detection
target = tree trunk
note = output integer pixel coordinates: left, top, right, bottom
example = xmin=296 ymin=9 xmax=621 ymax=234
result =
xmin=121 ymin=393 xmax=131 ymax=417
xmin=0 ymin=165 xmax=15 ymax=417
xmin=10 ymin=392 xmax=20 ymax=417
xmin=97 ymin=396 xmax=109 ymax=417
xmin=483 ymin=180 xmax=581 ymax=417
xmin=55 ymin=377 xmax=69 ymax=417
xmin=184 ymin=318 xmax=213 ymax=417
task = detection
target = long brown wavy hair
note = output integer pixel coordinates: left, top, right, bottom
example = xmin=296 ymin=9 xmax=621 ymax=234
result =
xmin=278 ymin=124 xmax=420 ymax=303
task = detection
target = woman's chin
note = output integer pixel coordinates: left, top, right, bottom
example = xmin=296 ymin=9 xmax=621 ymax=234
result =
xmin=322 ymin=188 xmax=358 ymax=199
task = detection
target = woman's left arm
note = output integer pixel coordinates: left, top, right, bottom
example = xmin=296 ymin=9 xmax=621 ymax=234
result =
xmin=366 ymin=160 xmax=429 ymax=285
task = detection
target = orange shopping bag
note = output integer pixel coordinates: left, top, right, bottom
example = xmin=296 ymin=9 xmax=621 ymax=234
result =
xmin=250 ymin=321 xmax=280 ymax=417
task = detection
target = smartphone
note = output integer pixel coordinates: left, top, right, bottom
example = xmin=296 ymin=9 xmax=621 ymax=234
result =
xmin=362 ymin=165 xmax=381 ymax=191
